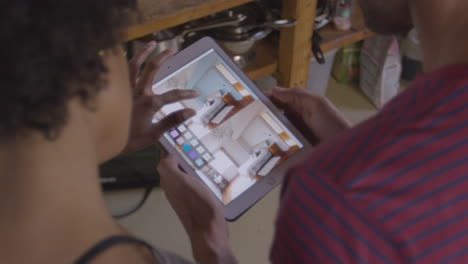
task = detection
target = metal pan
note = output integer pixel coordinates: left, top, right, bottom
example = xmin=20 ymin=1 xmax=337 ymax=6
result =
xmin=133 ymin=15 xmax=247 ymax=56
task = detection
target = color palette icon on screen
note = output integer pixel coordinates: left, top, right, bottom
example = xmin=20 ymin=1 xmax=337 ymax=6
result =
xmin=168 ymin=125 xmax=214 ymax=169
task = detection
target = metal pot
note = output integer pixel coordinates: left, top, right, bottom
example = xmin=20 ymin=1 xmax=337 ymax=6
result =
xmin=204 ymin=2 xmax=295 ymax=40
xmin=220 ymin=39 xmax=258 ymax=55
xmin=217 ymin=28 xmax=271 ymax=54
xmin=218 ymin=19 xmax=297 ymax=37
xmin=151 ymin=30 xmax=180 ymax=55
xmin=214 ymin=20 xmax=294 ymax=68
xmin=196 ymin=2 xmax=296 ymax=67
xmin=214 ymin=28 xmax=271 ymax=68
xmin=133 ymin=15 xmax=247 ymax=57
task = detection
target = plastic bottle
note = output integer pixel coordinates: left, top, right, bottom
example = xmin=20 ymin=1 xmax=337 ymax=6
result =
xmin=333 ymin=0 xmax=354 ymax=31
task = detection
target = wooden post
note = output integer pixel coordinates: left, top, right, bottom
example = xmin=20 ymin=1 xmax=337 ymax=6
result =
xmin=277 ymin=0 xmax=317 ymax=88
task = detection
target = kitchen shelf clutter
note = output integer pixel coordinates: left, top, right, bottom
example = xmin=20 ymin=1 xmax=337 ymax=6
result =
xmin=126 ymin=0 xmax=374 ymax=86
xmin=127 ymin=0 xmax=255 ymax=41
xmin=319 ymin=5 xmax=375 ymax=53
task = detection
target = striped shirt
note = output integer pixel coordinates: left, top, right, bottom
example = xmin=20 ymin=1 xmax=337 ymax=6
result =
xmin=271 ymin=65 xmax=468 ymax=264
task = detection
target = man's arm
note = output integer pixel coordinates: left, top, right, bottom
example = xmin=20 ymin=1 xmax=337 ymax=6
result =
xmin=270 ymin=165 xmax=400 ymax=263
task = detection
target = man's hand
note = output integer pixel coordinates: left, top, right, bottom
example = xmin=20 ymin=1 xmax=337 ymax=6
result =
xmin=268 ymin=87 xmax=351 ymax=143
xmin=158 ymin=154 xmax=237 ymax=264
xmin=123 ymin=42 xmax=199 ymax=154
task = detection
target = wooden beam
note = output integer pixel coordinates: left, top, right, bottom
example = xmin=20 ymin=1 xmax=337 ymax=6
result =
xmin=277 ymin=0 xmax=316 ymax=88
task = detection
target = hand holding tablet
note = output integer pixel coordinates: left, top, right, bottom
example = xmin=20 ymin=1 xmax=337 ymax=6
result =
xmin=123 ymin=43 xmax=199 ymax=154
xmin=154 ymin=37 xmax=311 ymax=221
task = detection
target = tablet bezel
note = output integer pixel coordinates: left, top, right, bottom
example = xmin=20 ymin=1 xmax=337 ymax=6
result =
xmin=154 ymin=37 xmax=312 ymax=221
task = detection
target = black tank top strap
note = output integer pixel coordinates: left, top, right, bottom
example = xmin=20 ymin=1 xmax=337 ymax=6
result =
xmin=75 ymin=235 xmax=156 ymax=264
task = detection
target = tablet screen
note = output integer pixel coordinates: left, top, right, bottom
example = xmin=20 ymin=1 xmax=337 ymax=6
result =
xmin=153 ymin=49 xmax=304 ymax=205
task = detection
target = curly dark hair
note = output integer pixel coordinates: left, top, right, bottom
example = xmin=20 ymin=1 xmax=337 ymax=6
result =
xmin=0 ymin=0 xmax=136 ymax=139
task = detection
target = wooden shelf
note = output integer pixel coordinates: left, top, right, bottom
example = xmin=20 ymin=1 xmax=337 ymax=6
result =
xmin=319 ymin=5 xmax=375 ymax=53
xmin=123 ymin=0 xmax=316 ymax=86
xmin=245 ymin=40 xmax=278 ymax=80
xmin=127 ymin=0 xmax=255 ymax=41
xmin=320 ymin=25 xmax=374 ymax=53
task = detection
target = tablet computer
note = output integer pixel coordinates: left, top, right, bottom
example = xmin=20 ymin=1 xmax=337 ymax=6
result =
xmin=153 ymin=37 xmax=311 ymax=221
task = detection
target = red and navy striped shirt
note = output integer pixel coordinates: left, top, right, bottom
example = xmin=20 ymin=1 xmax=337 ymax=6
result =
xmin=271 ymin=65 xmax=468 ymax=264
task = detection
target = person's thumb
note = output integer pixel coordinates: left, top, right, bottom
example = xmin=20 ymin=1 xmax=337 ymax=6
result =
xmin=271 ymin=86 xmax=297 ymax=103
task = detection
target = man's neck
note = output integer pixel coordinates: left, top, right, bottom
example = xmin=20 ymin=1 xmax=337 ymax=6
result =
xmin=0 ymin=127 xmax=119 ymax=262
xmin=411 ymin=0 xmax=468 ymax=72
